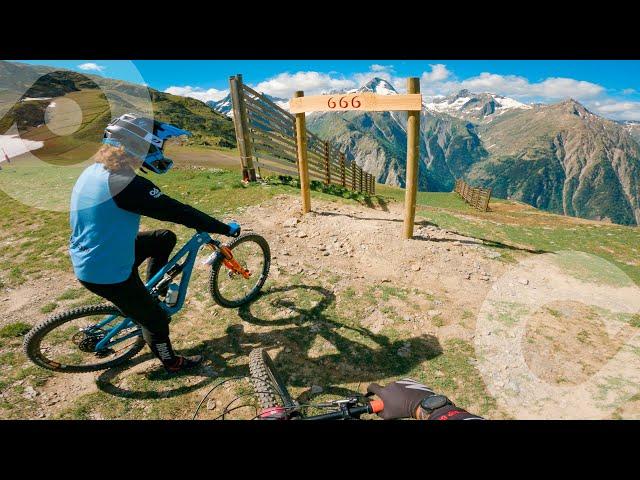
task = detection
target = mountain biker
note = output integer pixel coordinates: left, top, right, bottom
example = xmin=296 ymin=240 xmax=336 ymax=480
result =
xmin=69 ymin=113 xmax=240 ymax=374
xmin=367 ymin=379 xmax=484 ymax=420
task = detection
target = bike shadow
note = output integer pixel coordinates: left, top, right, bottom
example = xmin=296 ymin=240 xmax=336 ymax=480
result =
xmin=96 ymin=284 xmax=442 ymax=403
xmin=223 ymin=284 xmax=441 ymax=401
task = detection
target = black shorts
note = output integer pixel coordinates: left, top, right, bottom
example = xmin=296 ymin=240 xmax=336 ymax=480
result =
xmin=79 ymin=229 xmax=177 ymax=343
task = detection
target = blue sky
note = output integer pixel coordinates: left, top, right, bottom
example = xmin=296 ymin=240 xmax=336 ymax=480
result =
xmin=17 ymin=60 xmax=640 ymax=120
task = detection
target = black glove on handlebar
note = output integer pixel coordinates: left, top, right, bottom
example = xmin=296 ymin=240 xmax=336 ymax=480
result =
xmin=367 ymin=379 xmax=435 ymax=420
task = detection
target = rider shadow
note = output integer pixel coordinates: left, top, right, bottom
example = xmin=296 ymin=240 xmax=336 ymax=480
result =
xmin=96 ymin=284 xmax=441 ymax=403
xmin=230 ymin=284 xmax=442 ymax=402
xmin=95 ymin=351 xmax=222 ymax=400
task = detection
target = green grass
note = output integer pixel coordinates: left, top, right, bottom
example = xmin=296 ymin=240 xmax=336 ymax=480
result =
xmin=56 ymin=288 xmax=85 ymax=301
xmin=39 ymin=302 xmax=58 ymax=314
xmin=376 ymin=184 xmax=640 ymax=286
xmin=0 ymin=322 xmax=31 ymax=338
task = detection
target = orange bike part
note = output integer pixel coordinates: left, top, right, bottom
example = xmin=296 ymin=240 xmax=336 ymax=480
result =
xmin=370 ymin=399 xmax=384 ymax=413
xmin=220 ymin=246 xmax=251 ymax=279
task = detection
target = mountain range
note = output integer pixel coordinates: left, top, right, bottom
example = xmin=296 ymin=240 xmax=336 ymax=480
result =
xmin=4 ymin=60 xmax=637 ymax=226
xmin=211 ymin=77 xmax=640 ymax=226
xmin=207 ymin=93 xmax=289 ymax=117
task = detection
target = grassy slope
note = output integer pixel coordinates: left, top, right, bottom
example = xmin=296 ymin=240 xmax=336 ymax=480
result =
xmin=377 ymin=183 xmax=640 ymax=285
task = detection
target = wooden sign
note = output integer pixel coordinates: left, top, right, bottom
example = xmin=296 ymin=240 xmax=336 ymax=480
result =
xmin=289 ymin=92 xmax=422 ymax=113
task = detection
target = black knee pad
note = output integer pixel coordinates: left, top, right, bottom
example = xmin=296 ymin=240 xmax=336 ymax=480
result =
xmin=159 ymin=229 xmax=177 ymax=250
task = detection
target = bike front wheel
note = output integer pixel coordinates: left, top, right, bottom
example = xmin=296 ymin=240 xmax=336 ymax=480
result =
xmin=209 ymin=233 xmax=271 ymax=308
xmin=23 ymin=304 xmax=145 ymax=373
xmin=249 ymin=348 xmax=296 ymax=411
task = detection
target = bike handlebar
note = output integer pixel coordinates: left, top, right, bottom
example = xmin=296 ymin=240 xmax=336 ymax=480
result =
xmin=303 ymin=399 xmax=384 ymax=421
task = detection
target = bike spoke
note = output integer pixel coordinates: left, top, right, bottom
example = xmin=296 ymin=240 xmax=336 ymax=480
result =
xmin=37 ymin=313 xmax=140 ymax=368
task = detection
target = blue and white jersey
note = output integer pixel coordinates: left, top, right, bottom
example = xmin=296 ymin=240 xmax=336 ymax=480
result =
xmin=69 ymin=163 xmax=231 ymax=285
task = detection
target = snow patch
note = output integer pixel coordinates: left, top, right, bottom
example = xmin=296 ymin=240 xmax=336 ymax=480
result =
xmin=0 ymin=135 xmax=44 ymax=161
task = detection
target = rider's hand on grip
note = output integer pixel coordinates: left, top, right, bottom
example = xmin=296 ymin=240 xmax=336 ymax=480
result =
xmin=227 ymin=221 xmax=241 ymax=238
xmin=366 ymin=379 xmax=436 ymax=420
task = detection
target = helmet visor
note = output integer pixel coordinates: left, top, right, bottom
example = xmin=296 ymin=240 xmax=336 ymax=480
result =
xmin=145 ymin=156 xmax=173 ymax=174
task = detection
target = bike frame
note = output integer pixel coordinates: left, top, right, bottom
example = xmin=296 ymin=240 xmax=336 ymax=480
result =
xmin=93 ymin=232 xmax=216 ymax=351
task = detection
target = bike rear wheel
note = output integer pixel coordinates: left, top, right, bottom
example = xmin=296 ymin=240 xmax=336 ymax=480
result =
xmin=209 ymin=233 xmax=270 ymax=308
xmin=23 ymin=304 xmax=145 ymax=373
xmin=249 ymin=348 xmax=295 ymax=410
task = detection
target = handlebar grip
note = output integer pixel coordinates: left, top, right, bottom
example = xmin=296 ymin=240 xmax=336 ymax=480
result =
xmin=369 ymin=399 xmax=384 ymax=414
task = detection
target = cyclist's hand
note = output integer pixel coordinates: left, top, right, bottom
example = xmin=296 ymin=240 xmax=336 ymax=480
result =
xmin=367 ymin=379 xmax=436 ymax=420
xmin=227 ymin=221 xmax=241 ymax=238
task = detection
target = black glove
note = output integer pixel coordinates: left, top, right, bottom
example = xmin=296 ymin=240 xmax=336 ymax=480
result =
xmin=367 ymin=378 xmax=436 ymax=420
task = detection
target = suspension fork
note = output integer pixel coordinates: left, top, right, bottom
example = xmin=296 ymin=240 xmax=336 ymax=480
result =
xmin=205 ymin=239 xmax=252 ymax=279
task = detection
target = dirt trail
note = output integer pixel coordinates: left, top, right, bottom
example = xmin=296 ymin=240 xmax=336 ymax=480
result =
xmin=242 ymin=194 xmax=510 ymax=340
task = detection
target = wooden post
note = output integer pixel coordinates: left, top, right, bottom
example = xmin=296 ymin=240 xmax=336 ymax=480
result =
xmin=351 ymin=160 xmax=357 ymax=191
xmin=359 ymin=167 xmax=364 ymax=193
xmin=229 ymin=74 xmax=257 ymax=182
xmin=294 ymin=91 xmax=311 ymax=213
xmin=340 ymin=153 xmax=346 ymax=187
xmin=324 ymin=141 xmax=331 ymax=185
xmin=483 ymin=188 xmax=492 ymax=212
xmin=403 ymin=77 xmax=421 ymax=239
xmin=371 ymin=174 xmax=375 ymax=195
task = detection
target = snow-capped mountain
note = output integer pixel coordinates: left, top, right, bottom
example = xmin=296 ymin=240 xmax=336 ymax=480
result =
xmin=618 ymin=119 xmax=640 ymax=143
xmin=424 ymin=89 xmax=531 ymax=121
xmin=308 ymin=78 xmax=640 ymax=226
xmin=321 ymin=77 xmax=398 ymax=96
xmin=208 ymin=93 xmax=289 ymax=118
xmin=208 ymin=95 xmax=233 ymax=117
xmin=356 ymin=77 xmax=398 ymax=96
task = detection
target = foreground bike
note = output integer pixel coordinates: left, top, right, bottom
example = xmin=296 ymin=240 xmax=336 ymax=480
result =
xmin=248 ymin=348 xmax=384 ymax=420
xmin=23 ymin=231 xmax=270 ymax=373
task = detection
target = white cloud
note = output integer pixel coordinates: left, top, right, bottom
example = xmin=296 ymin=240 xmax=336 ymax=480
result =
xmin=370 ymin=64 xmax=393 ymax=73
xmin=622 ymin=88 xmax=636 ymax=95
xmin=164 ymin=85 xmax=228 ymax=103
xmin=421 ymin=64 xmax=451 ymax=83
xmin=78 ymin=62 xmax=106 ymax=72
xmin=426 ymin=73 xmax=605 ymax=101
xmin=589 ymin=99 xmax=640 ymax=121
xmin=252 ymin=72 xmax=355 ymax=98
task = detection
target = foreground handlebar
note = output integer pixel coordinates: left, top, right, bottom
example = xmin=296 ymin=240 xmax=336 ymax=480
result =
xmin=303 ymin=400 xmax=384 ymax=420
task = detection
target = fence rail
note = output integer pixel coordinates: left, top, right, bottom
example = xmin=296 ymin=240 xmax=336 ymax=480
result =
xmin=230 ymin=74 xmax=375 ymax=194
xmin=454 ymin=179 xmax=492 ymax=212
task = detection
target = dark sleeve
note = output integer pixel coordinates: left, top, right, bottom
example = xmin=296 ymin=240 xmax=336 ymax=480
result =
xmin=110 ymin=173 xmax=231 ymax=235
xmin=426 ymin=405 xmax=484 ymax=420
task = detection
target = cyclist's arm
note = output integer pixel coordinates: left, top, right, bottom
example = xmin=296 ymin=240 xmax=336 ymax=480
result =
xmin=110 ymin=173 xmax=232 ymax=235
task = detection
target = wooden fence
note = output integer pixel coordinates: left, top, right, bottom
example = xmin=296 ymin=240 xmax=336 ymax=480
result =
xmin=454 ymin=179 xmax=492 ymax=212
xmin=229 ymin=74 xmax=375 ymax=194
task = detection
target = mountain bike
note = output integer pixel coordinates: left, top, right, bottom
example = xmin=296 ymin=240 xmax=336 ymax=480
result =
xmin=23 ymin=231 xmax=270 ymax=373
xmin=248 ymin=348 xmax=384 ymax=420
